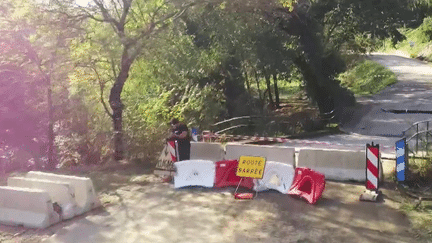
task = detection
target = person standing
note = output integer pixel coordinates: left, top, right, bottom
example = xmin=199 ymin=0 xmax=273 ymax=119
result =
xmin=162 ymin=118 xmax=191 ymax=183
xmin=167 ymin=118 xmax=191 ymax=161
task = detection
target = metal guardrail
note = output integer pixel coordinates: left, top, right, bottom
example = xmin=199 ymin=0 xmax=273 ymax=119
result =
xmin=402 ymin=119 xmax=432 ymax=157
xmin=212 ymin=116 xmax=278 ymax=136
xmin=211 ymin=109 xmax=336 ymax=136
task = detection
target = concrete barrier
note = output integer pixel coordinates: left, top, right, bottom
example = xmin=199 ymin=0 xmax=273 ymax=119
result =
xmin=297 ymin=148 xmax=383 ymax=182
xmin=26 ymin=171 xmax=101 ymax=215
xmin=174 ymin=160 xmax=216 ymax=188
xmin=7 ymin=177 xmax=78 ymax=219
xmin=190 ymin=142 xmax=225 ymax=162
xmin=225 ymin=144 xmax=295 ymax=166
xmin=0 ymin=186 xmax=60 ymax=228
xmin=253 ymin=161 xmax=295 ymax=194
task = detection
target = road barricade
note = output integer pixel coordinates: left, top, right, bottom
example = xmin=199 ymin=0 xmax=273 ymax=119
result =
xmin=190 ymin=142 xmax=225 ymax=162
xmin=0 ymin=186 xmax=60 ymax=228
xmin=7 ymin=177 xmax=78 ymax=219
xmin=288 ymin=167 xmax=326 ymax=204
xmin=225 ymin=144 xmax=295 ymax=166
xmin=26 ymin=171 xmax=101 ymax=215
xmin=173 ymin=160 xmax=216 ymax=188
xmin=214 ymin=160 xmax=254 ymax=189
xmin=253 ymin=161 xmax=295 ymax=194
xmin=297 ymin=148 xmax=383 ymax=182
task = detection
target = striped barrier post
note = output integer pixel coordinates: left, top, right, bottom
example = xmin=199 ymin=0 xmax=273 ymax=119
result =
xmin=395 ymin=138 xmax=407 ymax=182
xmin=167 ymin=140 xmax=178 ymax=162
xmin=366 ymin=143 xmax=380 ymax=191
xmin=154 ymin=141 xmax=177 ymax=175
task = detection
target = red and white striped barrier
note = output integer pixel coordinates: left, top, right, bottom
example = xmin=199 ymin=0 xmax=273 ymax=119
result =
xmin=202 ymin=131 xmax=288 ymax=143
xmin=201 ymin=131 xmax=395 ymax=151
xmin=366 ymin=143 xmax=380 ymax=191
xmin=167 ymin=141 xmax=178 ymax=162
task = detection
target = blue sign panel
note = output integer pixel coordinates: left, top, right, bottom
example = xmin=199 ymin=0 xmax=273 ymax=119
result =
xmin=395 ymin=139 xmax=406 ymax=182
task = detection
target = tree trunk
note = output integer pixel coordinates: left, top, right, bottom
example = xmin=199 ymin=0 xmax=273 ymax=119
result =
xmin=264 ymin=71 xmax=274 ymax=108
xmin=273 ymin=73 xmax=280 ymax=108
xmin=47 ymin=77 xmax=55 ymax=170
xmin=244 ymin=70 xmax=251 ymax=93
xmin=254 ymin=69 xmax=262 ymax=102
xmin=110 ymin=51 xmax=134 ymax=161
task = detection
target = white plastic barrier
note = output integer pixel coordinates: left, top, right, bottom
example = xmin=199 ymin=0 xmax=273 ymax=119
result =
xmin=26 ymin=171 xmax=101 ymax=215
xmin=225 ymin=144 xmax=295 ymax=166
xmin=297 ymin=148 xmax=383 ymax=182
xmin=253 ymin=161 xmax=295 ymax=194
xmin=0 ymin=186 xmax=60 ymax=228
xmin=174 ymin=160 xmax=216 ymax=188
xmin=7 ymin=177 xmax=78 ymax=219
xmin=190 ymin=142 xmax=225 ymax=162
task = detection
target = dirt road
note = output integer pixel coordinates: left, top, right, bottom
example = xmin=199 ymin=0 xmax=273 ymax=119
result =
xmin=0 ymin=166 xmax=410 ymax=243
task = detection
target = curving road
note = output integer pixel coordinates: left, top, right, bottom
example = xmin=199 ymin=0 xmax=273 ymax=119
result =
xmin=282 ymin=53 xmax=432 ymax=157
xmin=343 ymin=53 xmax=432 ymax=136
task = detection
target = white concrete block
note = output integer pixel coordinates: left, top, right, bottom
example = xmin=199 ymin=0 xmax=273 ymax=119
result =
xmin=174 ymin=160 xmax=216 ymax=188
xmin=0 ymin=186 xmax=60 ymax=228
xmin=297 ymin=148 xmax=383 ymax=182
xmin=190 ymin=142 xmax=225 ymax=162
xmin=225 ymin=144 xmax=295 ymax=166
xmin=253 ymin=161 xmax=295 ymax=194
xmin=26 ymin=171 xmax=101 ymax=215
xmin=7 ymin=177 xmax=78 ymax=219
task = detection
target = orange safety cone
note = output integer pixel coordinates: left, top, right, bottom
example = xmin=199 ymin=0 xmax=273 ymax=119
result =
xmin=288 ymin=167 xmax=326 ymax=204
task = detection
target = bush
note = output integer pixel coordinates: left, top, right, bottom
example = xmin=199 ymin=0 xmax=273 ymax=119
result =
xmin=55 ymin=132 xmax=113 ymax=168
xmin=336 ymin=60 xmax=397 ymax=95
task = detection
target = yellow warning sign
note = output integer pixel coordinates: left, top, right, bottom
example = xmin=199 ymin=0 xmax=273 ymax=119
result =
xmin=236 ymin=156 xmax=266 ymax=179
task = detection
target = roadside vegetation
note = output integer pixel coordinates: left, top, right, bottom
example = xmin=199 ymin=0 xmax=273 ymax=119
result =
xmin=379 ymin=4 xmax=432 ymax=62
xmin=400 ymin=200 xmax=432 ymax=239
xmin=337 ymin=60 xmax=397 ymax=95
xmin=2 ymin=0 xmax=432 ymax=241
xmin=375 ymin=1 xmax=432 ymax=237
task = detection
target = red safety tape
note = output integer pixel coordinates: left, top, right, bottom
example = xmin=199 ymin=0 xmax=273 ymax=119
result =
xmin=202 ymin=133 xmax=396 ymax=150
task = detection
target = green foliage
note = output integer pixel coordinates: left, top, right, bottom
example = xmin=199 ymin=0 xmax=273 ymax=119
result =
xmin=381 ymin=17 xmax=432 ymax=61
xmin=415 ymin=17 xmax=432 ymax=42
xmin=308 ymin=0 xmax=418 ymax=55
xmin=55 ymin=132 xmax=113 ymax=168
xmin=337 ymin=60 xmax=397 ymax=95
xmin=400 ymin=199 xmax=432 ymax=240
xmin=411 ymin=157 xmax=432 ymax=179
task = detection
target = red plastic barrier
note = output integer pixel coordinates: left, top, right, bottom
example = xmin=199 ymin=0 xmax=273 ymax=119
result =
xmin=214 ymin=160 xmax=254 ymax=189
xmin=288 ymin=167 xmax=326 ymax=204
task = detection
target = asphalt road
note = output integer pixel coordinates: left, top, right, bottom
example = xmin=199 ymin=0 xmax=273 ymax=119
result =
xmin=282 ymin=53 xmax=432 ymax=158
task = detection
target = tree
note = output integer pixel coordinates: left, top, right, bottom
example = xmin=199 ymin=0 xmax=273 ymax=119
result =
xmin=0 ymin=0 xmax=84 ymax=169
xmin=60 ymin=0 xmax=206 ymax=161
